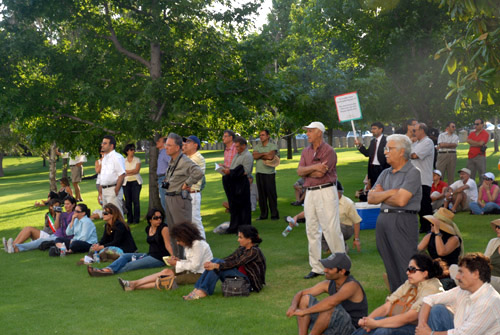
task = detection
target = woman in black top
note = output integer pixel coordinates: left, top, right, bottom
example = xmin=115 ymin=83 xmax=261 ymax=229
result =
xmin=88 ymin=208 xmax=172 ymax=276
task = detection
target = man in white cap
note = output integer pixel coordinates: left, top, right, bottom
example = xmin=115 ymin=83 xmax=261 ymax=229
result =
xmin=297 ymin=121 xmax=344 ymax=279
xmin=286 ymin=253 xmax=368 ymax=335
xmin=430 ymin=170 xmax=448 ymax=211
xmin=443 ymin=168 xmax=478 ymax=213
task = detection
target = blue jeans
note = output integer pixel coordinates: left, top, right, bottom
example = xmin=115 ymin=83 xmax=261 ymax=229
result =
xmin=105 ymin=253 xmax=164 ymax=274
xmin=158 ymin=175 xmax=167 ymax=218
xmin=194 ymin=258 xmax=249 ymax=296
xmin=469 ymin=201 xmax=500 ymax=215
xmin=428 ymin=304 xmax=454 ymax=331
xmin=352 ymin=317 xmax=416 ymax=335
xmin=16 ymin=235 xmax=56 ymax=252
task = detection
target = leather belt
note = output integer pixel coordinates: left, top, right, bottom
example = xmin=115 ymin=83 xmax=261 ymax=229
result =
xmin=190 ymin=190 xmax=200 ymax=193
xmin=381 ymin=209 xmax=418 ymax=214
xmin=165 ymin=191 xmax=182 ymax=196
xmin=158 ymin=174 xmax=165 ymax=177
xmin=306 ymin=183 xmax=334 ymax=191
xmin=438 ymin=150 xmax=456 ymax=153
xmin=102 ymin=184 xmax=117 ymax=189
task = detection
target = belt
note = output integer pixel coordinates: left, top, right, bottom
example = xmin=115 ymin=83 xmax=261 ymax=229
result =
xmin=438 ymin=150 xmax=456 ymax=153
xmin=190 ymin=190 xmax=200 ymax=193
xmin=165 ymin=191 xmax=182 ymax=196
xmin=70 ymin=165 xmax=76 ymax=167
xmin=306 ymin=183 xmax=334 ymax=191
xmin=158 ymin=174 xmax=165 ymax=178
xmin=102 ymin=184 xmax=117 ymax=189
xmin=381 ymin=209 xmax=418 ymax=214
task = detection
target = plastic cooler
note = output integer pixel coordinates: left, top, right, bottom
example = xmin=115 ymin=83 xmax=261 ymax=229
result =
xmin=355 ymin=202 xmax=381 ymax=230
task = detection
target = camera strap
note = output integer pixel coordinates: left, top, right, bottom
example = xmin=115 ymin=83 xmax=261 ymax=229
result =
xmin=166 ymin=153 xmax=183 ymax=182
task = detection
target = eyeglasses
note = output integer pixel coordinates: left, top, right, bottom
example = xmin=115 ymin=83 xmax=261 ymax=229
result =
xmin=152 ymin=216 xmax=162 ymax=220
xmin=384 ymin=146 xmax=398 ymax=152
xmin=474 ymin=123 xmax=481 ymax=126
xmin=103 ymin=211 xmax=111 ymax=216
xmin=406 ymin=266 xmax=425 ymax=274
xmin=75 ymin=210 xmax=83 ymax=213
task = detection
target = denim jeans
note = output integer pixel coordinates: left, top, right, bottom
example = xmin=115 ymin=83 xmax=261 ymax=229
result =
xmin=428 ymin=304 xmax=454 ymax=331
xmin=469 ymin=201 xmax=500 ymax=215
xmin=194 ymin=258 xmax=248 ymax=296
xmin=106 ymin=253 xmax=164 ymax=274
xmin=16 ymin=235 xmax=56 ymax=252
xmin=158 ymin=175 xmax=167 ymax=219
xmin=352 ymin=317 xmax=416 ymax=335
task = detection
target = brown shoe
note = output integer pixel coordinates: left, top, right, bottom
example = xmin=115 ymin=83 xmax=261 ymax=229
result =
xmin=87 ymin=265 xmax=113 ymax=277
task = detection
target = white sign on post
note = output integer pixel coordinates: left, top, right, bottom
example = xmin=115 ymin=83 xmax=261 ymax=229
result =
xmin=334 ymin=91 xmax=362 ymax=122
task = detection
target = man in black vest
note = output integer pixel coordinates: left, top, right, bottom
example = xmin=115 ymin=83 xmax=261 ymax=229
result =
xmin=355 ymin=122 xmax=390 ymax=189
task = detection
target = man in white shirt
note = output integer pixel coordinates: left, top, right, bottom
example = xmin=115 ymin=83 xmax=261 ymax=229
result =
xmin=443 ymin=168 xmax=478 ymax=213
xmin=97 ymin=135 xmax=126 ymax=215
xmin=436 ymin=122 xmax=459 ymax=185
xmin=182 ymin=135 xmax=206 ymax=238
xmin=416 ymin=252 xmax=500 ymax=335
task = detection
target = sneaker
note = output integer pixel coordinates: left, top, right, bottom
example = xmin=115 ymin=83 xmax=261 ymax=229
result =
xmin=7 ymin=238 xmax=14 ymax=254
xmin=2 ymin=237 xmax=6 ymax=252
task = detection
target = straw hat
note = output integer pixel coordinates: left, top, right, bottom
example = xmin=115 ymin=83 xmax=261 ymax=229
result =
xmin=490 ymin=218 xmax=500 ymax=231
xmin=424 ymin=208 xmax=459 ymax=236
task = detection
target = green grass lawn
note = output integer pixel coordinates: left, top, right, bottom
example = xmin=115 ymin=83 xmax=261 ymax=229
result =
xmin=0 ymin=144 xmax=499 ymax=335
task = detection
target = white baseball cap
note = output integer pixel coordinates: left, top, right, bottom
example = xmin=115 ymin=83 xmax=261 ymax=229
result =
xmin=303 ymin=121 xmax=326 ymax=133
xmin=433 ymin=169 xmax=442 ymax=177
xmin=483 ymin=172 xmax=495 ymax=180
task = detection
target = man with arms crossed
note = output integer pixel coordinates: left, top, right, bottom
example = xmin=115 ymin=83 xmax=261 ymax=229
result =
xmin=287 ymin=253 xmax=367 ymax=335
xmin=416 ymin=252 xmax=500 ymax=335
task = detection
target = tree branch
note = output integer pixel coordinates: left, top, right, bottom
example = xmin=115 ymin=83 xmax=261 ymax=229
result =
xmin=153 ymin=101 xmax=167 ymax=122
xmin=103 ymin=3 xmax=151 ymax=69
xmin=50 ymin=110 xmax=120 ymax=134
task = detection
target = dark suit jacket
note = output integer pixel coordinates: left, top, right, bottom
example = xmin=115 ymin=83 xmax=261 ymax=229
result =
xmin=358 ymin=135 xmax=390 ymax=185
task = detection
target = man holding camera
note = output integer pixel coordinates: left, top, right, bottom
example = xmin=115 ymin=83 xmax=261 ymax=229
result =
xmin=163 ymin=133 xmax=203 ymax=258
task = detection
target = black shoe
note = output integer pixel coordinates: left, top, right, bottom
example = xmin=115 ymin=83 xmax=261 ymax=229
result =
xmin=271 ymin=216 xmax=280 ymax=221
xmin=256 ymin=217 xmax=267 ymax=221
xmin=304 ymin=272 xmax=321 ymax=279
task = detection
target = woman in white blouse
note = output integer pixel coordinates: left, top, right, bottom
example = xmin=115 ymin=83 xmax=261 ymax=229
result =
xmin=122 ymin=143 xmax=142 ymax=224
xmin=117 ymin=222 xmax=212 ymax=291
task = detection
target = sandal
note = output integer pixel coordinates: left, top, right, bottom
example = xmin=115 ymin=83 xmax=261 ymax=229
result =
xmin=87 ymin=265 xmax=114 ymax=277
xmin=183 ymin=290 xmax=202 ymax=300
xmin=118 ymin=277 xmax=132 ymax=291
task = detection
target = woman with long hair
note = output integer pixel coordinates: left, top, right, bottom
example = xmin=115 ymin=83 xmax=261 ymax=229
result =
xmin=117 ymin=222 xmax=213 ymax=291
xmin=54 ymin=203 xmax=98 ymax=253
xmin=354 ymin=254 xmax=444 ymax=335
xmin=183 ymin=225 xmax=266 ymax=300
xmin=87 ymin=208 xmax=171 ymax=276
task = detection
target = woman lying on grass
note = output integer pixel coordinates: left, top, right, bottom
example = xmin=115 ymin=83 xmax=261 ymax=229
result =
xmin=87 ymin=208 xmax=171 ymax=276
xmin=117 ymin=222 xmax=213 ymax=291
xmin=183 ymin=225 xmax=266 ymax=300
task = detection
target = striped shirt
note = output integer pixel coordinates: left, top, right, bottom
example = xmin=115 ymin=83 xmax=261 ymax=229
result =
xmin=224 ymin=143 xmax=237 ymax=167
xmin=423 ymin=283 xmax=500 ymax=334
xmin=219 ymin=246 xmax=266 ymax=292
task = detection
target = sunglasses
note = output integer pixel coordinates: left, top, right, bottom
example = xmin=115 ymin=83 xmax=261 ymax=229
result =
xmin=474 ymin=123 xmax=481 ymax=126
xmin=484 ymin=178 xmax=493 ymax=181
xmin=75 ymin=210 xmax=83 ymax=213
xmin=103 ymin=211 xmax=111 ymax=216
xmin=152 ymin=215 xmax=163 ymax=220
xmin=495 ymin=225 xmax=500 ymax=230
xmin=406 ymin=266 xmax=425 ymax=274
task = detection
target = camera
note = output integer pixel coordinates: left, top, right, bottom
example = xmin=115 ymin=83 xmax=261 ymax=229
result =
xmin=53 ymin=206 xmax=63 ymax=212
xmin=161 ymin=181 xmax=170 ymax=189
xmin=181 ymin=189 xmax=189 ymax=199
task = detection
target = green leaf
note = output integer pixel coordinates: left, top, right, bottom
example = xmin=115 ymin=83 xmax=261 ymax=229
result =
xmin=447 ymin=57 xmax=457 ymax=74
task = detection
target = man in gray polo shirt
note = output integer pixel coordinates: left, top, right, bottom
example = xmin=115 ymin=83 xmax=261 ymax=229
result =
xmin=368 ymin=134 xmax=422 ymax=292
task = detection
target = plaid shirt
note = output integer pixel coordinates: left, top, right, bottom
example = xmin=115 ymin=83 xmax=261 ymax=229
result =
xmin=224 ymin=143 xmax=237 ymax=167
xmin=220 ymin=246 xmax=266 ymax=292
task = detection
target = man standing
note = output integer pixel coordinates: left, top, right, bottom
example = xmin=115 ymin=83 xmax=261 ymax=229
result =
xmin=287 ymin=253 xmax=368 ymax=335
xmin=368 ymin=134 xmax=422 ymax=292
xmin=466 ymin=118 xmax=489 ymax=181
xmin=404 ymin=119 xmax=418 ymax=142
xmin=163 ymin=133 xmax=203 ymax=257
xmin=156 ymin=136 xmax=171 ymax=215
xmin=436 ymin=122 xmax=459 ymax=185
xmin=69 ymin=154 xmax=87 ymax=202
xmin=298 ymin=121 xmax=344 ymax=279
xmin=443 ymin=168 xmax=478 ymax=213
xmin=182 ymin=135 xmax=206 ymax=238
xmin=355 ymin=122 xmax=389 ymax=189
xmin=416 ymin=253 xmax=500 ymax=335
xmin=223 ymin=136 xmax=254 ymax=234
xmin=411 ymin=123 xmax=435 ymax=233
xmin=98 ymin=135 xmax=126 ymax=215
xmin=221 ymin=130 xmax=237 ymax=204
xmin=253 ymin=129 xmax=280 ymax=221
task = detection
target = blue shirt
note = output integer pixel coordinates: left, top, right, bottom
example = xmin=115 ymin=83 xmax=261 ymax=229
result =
xmin=157 ymin=149 xmax=171 ymax=176
xmin=66 ymin=216 xmax=98 ymax=244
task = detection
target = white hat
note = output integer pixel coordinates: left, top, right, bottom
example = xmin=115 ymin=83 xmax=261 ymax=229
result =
xmin=303 ymin=121 xmax=326 ymax=133
xmin=433 ymin=169 xmax=442 ymax=177
xmin=458 ymin=168 xmax=471 ymax=175
xmin=483 ymin=172 xmax=495 ymax=180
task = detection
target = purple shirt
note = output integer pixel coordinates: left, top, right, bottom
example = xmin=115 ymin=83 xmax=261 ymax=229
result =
xmin=157 ymin=148 xmax=171 ymax=176
xmin=55 ymin=211 xmax=74 ymax=239
xmin=298 ymin=142 xmax=337 ymax=187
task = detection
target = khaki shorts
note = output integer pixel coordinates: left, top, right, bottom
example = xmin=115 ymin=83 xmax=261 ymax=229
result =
xmin=174 ymin=271 xmax=201 ymax=285
xmin=71 ymin=165 xmax=83 ymax=183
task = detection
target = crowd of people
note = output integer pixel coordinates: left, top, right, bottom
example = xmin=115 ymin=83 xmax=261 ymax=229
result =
xmin=3 ymin=119 xmax=500 ymax=334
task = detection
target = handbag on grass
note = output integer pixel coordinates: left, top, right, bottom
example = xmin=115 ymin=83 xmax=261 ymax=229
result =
xmin=388 ymin=286 xmax=418 ymax=316
xmin=155 ymin=274 xmax=177 ymax=290
xmin=221 ymin=277 xmax=250 ymax=297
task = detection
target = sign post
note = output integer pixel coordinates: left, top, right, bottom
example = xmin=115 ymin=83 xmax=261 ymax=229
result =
xmin=334 ymin=91 xmax=363 ymax=141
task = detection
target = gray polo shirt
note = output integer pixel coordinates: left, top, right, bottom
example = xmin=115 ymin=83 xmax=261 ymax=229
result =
xmin=230 ymin=149 xmax=254 ymax=176
xmin=374 ymin=160 xmax=422 ymax=211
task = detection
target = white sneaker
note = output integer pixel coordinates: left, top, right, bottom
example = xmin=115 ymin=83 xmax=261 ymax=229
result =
xmin=7 ymin=238 xmax=14 ymax=254
xmin=2 ymin=237 xmax=6 ymax=252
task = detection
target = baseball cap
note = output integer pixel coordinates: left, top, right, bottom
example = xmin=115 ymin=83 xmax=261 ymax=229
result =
xmin=458 ymin=168 xmax=471 ymax=175
xmin=433 ymin=170 xmax=442 ymax=177
xmin=303 ymin=121 xmax=326 ymax=133
xmin=483 ymin=172 xmax=495 ymax=180
xmin=320 ymin=253 xmax=351 ymax=271
xmin=182 ymin=135 xmax=201 ymax=150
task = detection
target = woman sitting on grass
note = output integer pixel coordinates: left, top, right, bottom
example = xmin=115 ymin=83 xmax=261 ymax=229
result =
xmin=183 ymin=225 xmax=266 ymax=300
xmin=3 ymin=198 xmax=61 ymax=253
xmin=54 ymin=204 xmax=98 ymax=254
xmin=87 ymin=208 xmax=171 ymax=276
xmin=34 ymin=177 xmax=73 ymax=207
xmin=353 ymin=254 xmax=444 ymax=335
xmin=117 ymin=222 xmax=213 ymax=291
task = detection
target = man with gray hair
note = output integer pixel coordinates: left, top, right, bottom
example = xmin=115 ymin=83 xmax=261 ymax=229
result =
xmin=368 ymin=134 xmax=422 ymax=292
xmin=163 ymin=133 xmax=203 ymax=257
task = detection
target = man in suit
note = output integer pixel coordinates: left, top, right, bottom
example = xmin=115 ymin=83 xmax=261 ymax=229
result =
xmin=355 ymin=122 xmax=390 ymax=189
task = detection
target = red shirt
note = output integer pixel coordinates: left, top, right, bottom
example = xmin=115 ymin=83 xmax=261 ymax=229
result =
xmin=224 ymin=143 xmax=237 ymax=167
xmin=431 ymin=180 xmax=448 ymax=194
xmin=467 ymin=130 xmax=489 ymax=158
xmin=298 ymin=141 xmax=337 ymax=187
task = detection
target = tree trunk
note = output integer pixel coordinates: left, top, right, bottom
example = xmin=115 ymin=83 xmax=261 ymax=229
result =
xmin=42 ymin=156 xmax=46 ymax=167
xmin=494 ymin=116 xmax=498 ymax=153
xmin=286 ymin=135 xmax=292 ymax=159
xmin=0 ymin=152 xmax=4 ymax=177
xmin=148 ymin=137 xmax=162 ymax=211
xmin=61 ymin=158 xmax=68 ymax=178
xmin=327 ymin=129 xmax=333 ymax=146
xmin=293 ymin=135 xmax=298 ymax=153
xmin=49 ymin=143 xmax=58 ymax=192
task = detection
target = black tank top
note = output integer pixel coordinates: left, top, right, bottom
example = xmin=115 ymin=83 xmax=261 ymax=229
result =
xmin=328 ymin=275 xmax=368 ymax=327
xmin=146 ymin=223 xmax=170 ymax=260
xmin=428 ymin=232 xmax=461 ymax=266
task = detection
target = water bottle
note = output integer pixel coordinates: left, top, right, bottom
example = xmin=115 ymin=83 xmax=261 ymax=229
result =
xmin=60 ymin=245 xmax=67 ymax=257
xmin=282 ymin=225 xmax=293 ymax=237
xmin=93 ymin=251 xmax=100 ymax=263
xmin=286 ymin=216 xmax=299 ymax=227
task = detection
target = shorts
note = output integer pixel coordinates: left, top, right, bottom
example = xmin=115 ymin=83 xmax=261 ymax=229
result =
xmin=308 ymin=295 xmax=355 ymax=335
xmin=71 ymin=165 xmax=83 ymax=183
xmin=174 ymin=271 xmax=202 ymax=285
